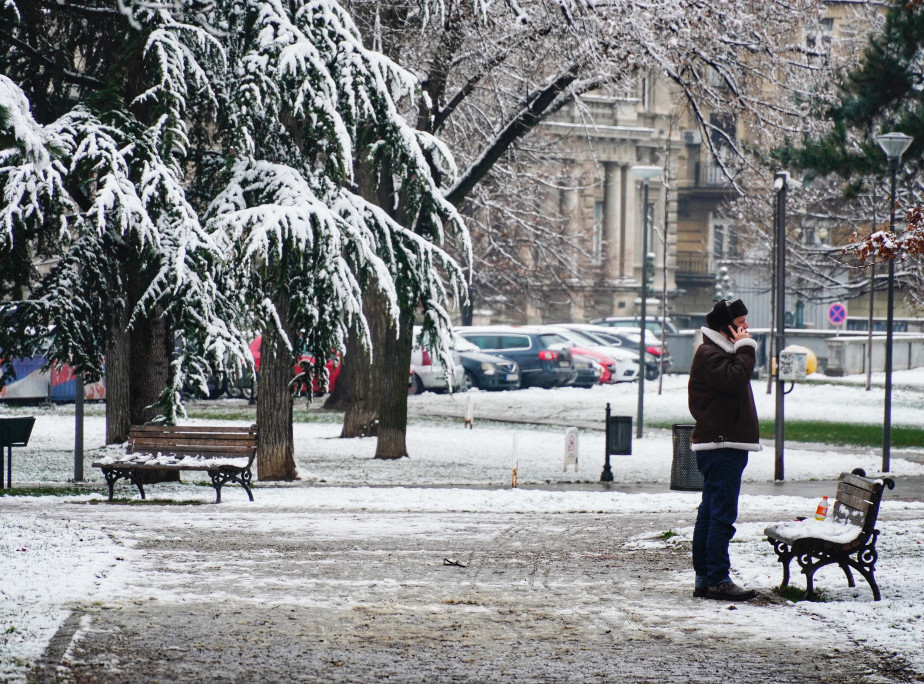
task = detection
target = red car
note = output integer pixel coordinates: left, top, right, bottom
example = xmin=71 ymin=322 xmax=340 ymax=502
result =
xmin=568 ymin=346 xmax=618 ymax=384
xmin=249 ymin=337 xmax=341 ymax=396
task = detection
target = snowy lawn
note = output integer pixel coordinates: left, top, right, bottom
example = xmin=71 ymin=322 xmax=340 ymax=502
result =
xmin=3 ymin=368 xmax=924 ymax=680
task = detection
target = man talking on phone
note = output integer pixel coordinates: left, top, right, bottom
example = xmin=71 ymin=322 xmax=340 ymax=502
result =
xmin=688 ymin=298 xmax=761 ymax=601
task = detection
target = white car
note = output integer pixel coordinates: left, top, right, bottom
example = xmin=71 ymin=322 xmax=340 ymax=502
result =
xmin=410 ymin=326 xmax=465 ymax=394
xmin=546 ymin=324 xmax=641 ymax=382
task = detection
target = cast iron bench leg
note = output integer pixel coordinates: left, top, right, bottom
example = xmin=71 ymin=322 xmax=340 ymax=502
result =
xmin=129 ymin=470 xmax=146 ymax=499
xmin=838 ymin=561 xmax=856 ymax=588
xmin=208 ymin=469 xmax=254 ymax=503
xmin=103 ymin=468 xmax=145 ymax=501
xmin=102 ymin=468 xmax=118 ymax=501
xmin=769 ymin=539 xmax=793 ymax=587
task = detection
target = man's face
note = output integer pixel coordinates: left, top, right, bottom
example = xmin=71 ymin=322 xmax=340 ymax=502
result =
xmin=732 ymin=315 xmax=748 ymax=331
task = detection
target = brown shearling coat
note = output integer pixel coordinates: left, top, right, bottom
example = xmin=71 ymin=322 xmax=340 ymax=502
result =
xmin=687 ymin=328 xmax=761 ymax=452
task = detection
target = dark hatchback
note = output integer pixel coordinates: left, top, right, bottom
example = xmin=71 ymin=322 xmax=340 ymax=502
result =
xmin=456 ymin=326 xmax=576 ymax=388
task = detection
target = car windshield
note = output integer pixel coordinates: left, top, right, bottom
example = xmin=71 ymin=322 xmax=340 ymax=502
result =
xmin=548 ymin=329 xmax=584 ymax=346
xmin=582 ymin=329 xmax=618 ymax=345
xmin=559 ymin=328 xmax=600 ymax=346
xmin=580 ymin=330 xmax=617 ymax=346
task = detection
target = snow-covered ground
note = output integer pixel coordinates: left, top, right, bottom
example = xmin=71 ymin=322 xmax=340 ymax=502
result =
xmin=3 ymin=369 xmax=924 ymax=680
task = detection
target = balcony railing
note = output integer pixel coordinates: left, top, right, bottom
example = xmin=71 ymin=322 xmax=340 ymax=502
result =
xmin=694 ymin=161 xmax=733 ymax=188
xmin=675 ymin=251 xmax=710 ymax=274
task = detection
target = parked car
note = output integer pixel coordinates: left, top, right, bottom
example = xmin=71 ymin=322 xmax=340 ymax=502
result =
xmin=455 ymin=326 xmax=576 ymax=388
xmin=584 ymin=327 xmax=671 ymax=380
xmin=569 ymin=352 xmax=605 ymax=387
xmin=588 ymin=315 xmax=678 ymax=337
xmin=453 ymin=335 xmax=521 ymax=391
xmin=249 ymin=336 xmax=341 ymax=397
xmin=544 ymin=325 xmax=640 ymax=383
xmin=410 ymin=327 xmax=465 ymax=394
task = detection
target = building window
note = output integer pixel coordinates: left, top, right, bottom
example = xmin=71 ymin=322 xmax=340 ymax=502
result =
xmin=805 ymin=17 xmax=834 ymax=50
xmin=710 ymin=218 xmax=738 ymax=271
xmin=709 ymin=112 xmax=737 ymax=152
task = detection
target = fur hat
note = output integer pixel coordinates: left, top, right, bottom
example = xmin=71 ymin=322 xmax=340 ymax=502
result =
xmin=706 ymin=298 xmax=748 ymax=333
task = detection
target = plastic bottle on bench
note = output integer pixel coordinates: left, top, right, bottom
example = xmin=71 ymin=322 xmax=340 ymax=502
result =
xmin=815 ymin=495 xmax=829 ymax=521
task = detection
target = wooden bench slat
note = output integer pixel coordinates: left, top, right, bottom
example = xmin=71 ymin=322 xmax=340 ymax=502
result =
xmin=127 ymin=448 xmax=255 ymax=459
xmin=129 ymin=431 xmax=257 ymax=441
xmin=838 ymin=480 xmax=876 ymax=503
xmin=834 ymin=489 xmax=873 ymax=516
xmin=831 ymin=502 xmax=865 ymax=528
xmin=99 ymin=461 xmax=248 ymax=471
xmin=129 ymin=434 xmax=257 ymax=444
xmin=129 ymin=438 xmax=257 ymax=450
xmin=837 ymin=473 xmax=878 ymax=493
xmin=130 ymin=425 xmax=256 ymax=434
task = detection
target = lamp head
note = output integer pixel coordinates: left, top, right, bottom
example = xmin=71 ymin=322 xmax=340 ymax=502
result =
xmin=875 ymin=132 xmax=913 ymax=165
xmin=630 ymin=165 xmax=661 ymax=182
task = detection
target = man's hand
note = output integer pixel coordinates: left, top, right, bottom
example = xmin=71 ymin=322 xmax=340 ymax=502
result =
xmin=728 ymin=324 xmax=750 ymax=342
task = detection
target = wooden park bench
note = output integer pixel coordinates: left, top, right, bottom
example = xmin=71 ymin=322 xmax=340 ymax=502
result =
xmin=764 ymin=468 xmax=895 ymax=601
xmin=92 ymin=424 xmax=258 ymax=503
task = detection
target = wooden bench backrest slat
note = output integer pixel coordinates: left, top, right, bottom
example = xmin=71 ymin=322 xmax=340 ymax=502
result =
xmin=129 ymin=425 xmax=256 ymax=434
xmin=129 ymin=437 xmax=257 ymax=449
xmin=831 ymin=502 xmax=866 ymax=528
xmin=838 ymin=473 xmax=878 ymax=493
xmin=128 ymin=444 xmax=256 ymax=456
xmin=835 ymin=487 xmax=874 ymax=516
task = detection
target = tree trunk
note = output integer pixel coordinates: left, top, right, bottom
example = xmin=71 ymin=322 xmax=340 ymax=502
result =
xmin=374 ymin=306 xmax=414 ymax=459
xmin=129 ymin=310 xmax=180 ymax=484
xmin=256 ymin=295 xmax=297 ymax=481
xmin=129 ymin=312 xmax=172 ymax=424
xmin=105 ymin=308 xmax=131 ymax=445
xmin=327 ymin=276 xmax=384 ymax=438
xmin=329 ymin=323 xmax=380 ymax=436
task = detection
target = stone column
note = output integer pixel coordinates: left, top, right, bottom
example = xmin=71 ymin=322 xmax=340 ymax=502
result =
xmin=603 ymin=163 xmax=621 ymax=281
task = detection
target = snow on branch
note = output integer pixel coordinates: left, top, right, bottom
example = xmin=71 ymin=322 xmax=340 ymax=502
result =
xmin=0 ymin=77 xmax=73 ymax=244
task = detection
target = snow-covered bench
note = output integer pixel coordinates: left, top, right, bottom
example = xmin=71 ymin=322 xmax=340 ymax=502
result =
xmin=92 ymin=424 xmax=258 ymax=503
xmin=764 ymin=468 xmax=895 ymax=601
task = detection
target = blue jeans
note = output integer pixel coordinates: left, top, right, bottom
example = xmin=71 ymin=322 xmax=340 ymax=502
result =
xmin=692 ymin=448 xmax=748 ymax=586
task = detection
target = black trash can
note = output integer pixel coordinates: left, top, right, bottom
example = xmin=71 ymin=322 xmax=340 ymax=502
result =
xmin=670 ymin=424 xmax=703 ymax=491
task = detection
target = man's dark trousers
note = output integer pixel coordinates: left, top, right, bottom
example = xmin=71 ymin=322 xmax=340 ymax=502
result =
xmin=692 ymin=447 xmax=748 ymax=586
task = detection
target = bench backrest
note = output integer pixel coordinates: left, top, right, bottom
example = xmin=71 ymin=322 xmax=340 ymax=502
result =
xmin=128 ymin=424 xmax=258 ymax=465
xmin=831 ymin=469 xmax=893 ymax=536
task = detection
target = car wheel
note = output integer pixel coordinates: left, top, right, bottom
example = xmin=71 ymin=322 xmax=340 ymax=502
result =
xmin=410 ymin=373 xmax=425 ymax=395
xmin=225 ymin=379 xmax=245 ymax=400
xmin=461 ymin=370 xmax=476 ymax=391
xmin=645 ymin=366 xmax=659 ymax=381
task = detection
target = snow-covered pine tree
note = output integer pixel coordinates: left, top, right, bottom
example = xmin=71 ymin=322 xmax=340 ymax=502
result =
xmin=204 ymin=0 xmax=468 ymax=468
xmin=0 ymin=3 xmax=250 ymax=449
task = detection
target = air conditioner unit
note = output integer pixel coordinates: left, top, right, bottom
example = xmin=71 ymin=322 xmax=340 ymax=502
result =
xmin=682 ymin=129 xmax=702 ymax=145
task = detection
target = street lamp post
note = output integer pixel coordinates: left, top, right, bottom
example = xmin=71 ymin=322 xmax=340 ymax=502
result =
xmin=875 ymin=131 xmax=913 ymax=473
xmin=773 ymin=171 xmax=788 ymax=482
xmin=630 ymin=165 xmax=661 ymax=439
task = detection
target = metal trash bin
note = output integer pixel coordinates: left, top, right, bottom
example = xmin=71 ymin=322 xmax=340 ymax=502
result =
xmin=670 ymin=424 xmax=703 ymax=491
xmin=0 ymin=416 xmax=36 ymax=489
